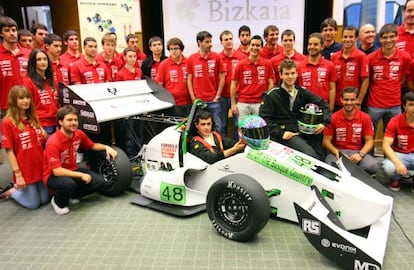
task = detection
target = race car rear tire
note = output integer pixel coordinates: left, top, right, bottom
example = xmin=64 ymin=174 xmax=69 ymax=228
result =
xmin=206 ymin=174 xmax=270 ymax=242
xmin=87 ymin=146 xmax=132 ymax=197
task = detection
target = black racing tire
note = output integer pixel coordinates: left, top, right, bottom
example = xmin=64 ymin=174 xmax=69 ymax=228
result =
xmin=206 ymin=174 xmax=270 ymax=242
xmin=87 ymin=146 xmax=132 ymax=197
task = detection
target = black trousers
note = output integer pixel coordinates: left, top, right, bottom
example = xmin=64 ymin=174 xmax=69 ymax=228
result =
xmin=47 ymin=168 xmax=105 ymax=208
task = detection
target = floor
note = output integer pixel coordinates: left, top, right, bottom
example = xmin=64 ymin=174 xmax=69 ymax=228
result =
xmin=0 ymin=150 xmax=413 ymax=270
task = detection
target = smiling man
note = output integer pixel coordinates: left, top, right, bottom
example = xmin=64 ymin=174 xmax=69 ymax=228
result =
xmin=323 ymin=87 xmax=378 ymax=174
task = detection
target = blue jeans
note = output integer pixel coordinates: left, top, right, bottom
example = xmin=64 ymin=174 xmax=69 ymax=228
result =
xmin=11 ymin=181 xmax=49 ymax=209
xmin=219 ymin=97 xmax=239 ymax=140
xmin=367 ymin=106 xmax=401 ymax=134
xmin=43 ymin=126 xmax=57 ymax=138
xmin=383 ymin=152 xmax=414 ymax=180
xmin=206 ymin=101 xmax=224 ymax=135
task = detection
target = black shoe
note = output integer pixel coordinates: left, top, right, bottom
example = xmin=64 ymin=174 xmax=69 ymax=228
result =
xmin=0 ymin=182 xmax=14 ymax=197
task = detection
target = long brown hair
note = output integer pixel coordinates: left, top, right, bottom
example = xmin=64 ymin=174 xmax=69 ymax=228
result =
xmin=6 ymin=85 xmax=41 ymax=131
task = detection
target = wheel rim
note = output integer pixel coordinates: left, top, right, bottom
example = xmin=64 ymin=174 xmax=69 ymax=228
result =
xmin=98 ymin=160 xmax=118 ymax=188
xmin=216 ymin=192 xmax=249 ymax=231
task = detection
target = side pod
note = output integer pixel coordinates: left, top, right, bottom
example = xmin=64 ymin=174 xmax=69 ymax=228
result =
xmin=294 ymin=187 xmax=393 ymax=270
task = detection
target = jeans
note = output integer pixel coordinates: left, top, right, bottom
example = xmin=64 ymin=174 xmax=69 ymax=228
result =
xmin=11 ymin=181 xmax=49 ymax=209
xmin=383 ymin=152 xmax=414 ymax=180
xmin=206 ymin=101 xmax=224 ymax=135
xmin=47 ymin=167 xmax=105 ymax=208
xmin=43 ymin=126 xmax=57 ymax=138
xmin=219 ymin=97 xmax=239 ymax=140
xmin=367 ymin=106 xmax=401 ymax=134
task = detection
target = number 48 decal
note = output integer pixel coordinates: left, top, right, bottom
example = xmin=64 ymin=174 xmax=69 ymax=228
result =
xmin=160 ymin=182 xmax=186 ymax=204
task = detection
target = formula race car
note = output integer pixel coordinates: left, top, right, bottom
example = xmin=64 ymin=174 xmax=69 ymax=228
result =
xmin=60 ymin=82 xmax=393 ymax=270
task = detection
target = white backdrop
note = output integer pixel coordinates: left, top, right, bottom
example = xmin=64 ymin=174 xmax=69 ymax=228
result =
xmin=162 ymin=0 xmax=306 ymax=55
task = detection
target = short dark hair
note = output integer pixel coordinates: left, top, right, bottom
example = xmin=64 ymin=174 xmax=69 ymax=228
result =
xmin=0 ymin=16 xmax=18 ymax=31
xmin=238 ymin=25 xmax=251 ymax=36
xmin=30 ymin=23 xmax=47 ymax=35
xmin=379 ymin=23 xmax=398 ymax=37
xmin=18 ymin=29 xmax=33 ymax=41
xmin=320 ymin=18 xmax=338 ymax=31
xmin=123 ymin=47 xmax=136 ymax=56
xmin=148 ymin=36 xmax=163 ymax=47
xmin=281 ymin=29 xmax=295 ymax=41
xmin=45 ymin=33 xmax=62 ymax=45
xmin=83 ymin=36 xmax=97 ymax=46
xmin=125 ymin=33 xmax=137 ymax=43
xmin=279 ymin=59 xmax=297 ymax=74
xmin=196 ymin=31 xmax=212 ymax=43
xmin=342 ymin=26 xmax=359 ymax=37
xmin=309 ymin=32 xmax=325 ymax=45
xmin=57 ymin=105 xmax=79 ymax=124
xmin=403 ymin=91 xmax=414 ymax=105
xmin=341 ymin=86 xmax=359 ymax=98
xmin=250 ymin=35 xmax=263 ymax=47
xmin=404 ymin=0 xmax=414 ymax=10
xmin=194 ymin=110 xmax=212 ymax=123
xmin=62 ymin=30 xmax=78 ymax=42
xmin=167 ymin=37 xmax=184 ymax=51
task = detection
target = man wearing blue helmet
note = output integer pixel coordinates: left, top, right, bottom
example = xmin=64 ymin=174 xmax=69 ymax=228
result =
xmin=188 ymin=110 xmax=246 ymax=164
xmin=259 ymin=59 xmax=331 ymax=159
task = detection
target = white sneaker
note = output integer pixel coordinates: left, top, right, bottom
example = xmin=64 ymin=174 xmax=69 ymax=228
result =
xmin=51 ymin=197 xmax=70 ymax=215
xmin=69 ymin=198 xmax=80 ymax=205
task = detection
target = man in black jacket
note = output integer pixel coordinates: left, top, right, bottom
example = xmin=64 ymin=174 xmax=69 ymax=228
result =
xmin=259 ymin=59 xmax=331 ymax=159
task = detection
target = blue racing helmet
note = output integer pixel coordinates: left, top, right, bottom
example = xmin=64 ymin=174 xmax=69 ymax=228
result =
xmin=238 ymin=115 xmax=269 ymax=150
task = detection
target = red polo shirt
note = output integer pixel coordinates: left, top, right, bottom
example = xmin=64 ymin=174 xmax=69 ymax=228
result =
xmin=60 ymin=51 xmax=81 ymax=67
xmin=271 ymin=51 xmax=306 ymax=85
xmin=187 ymin=51 xmax=225 ymax=101
xmin=367 ymin=48 xmax=411 ymax=108
xmin=324 ymin=109 xmax=374 ymax=150
xmin=0 ymin=44 xmax=30 ymax=109
xmin=297 ymin=57 xmax=337 ymax=102
xmin=260 ymin=44 xmax=283 ymax=60
xmin=51 ymin=60 xmax=70 ymax=87
xmin=156 ymin=56 xmax=191 ymax=106
xmin=115 ymin=66 xmax=142 ymax=81
xmin=2 ymin=118 xmax=44 ymax=184
xmin=232 ymin=57 xmax=274 ymax=103
xmin=384 ymin=113 xmax=414 ymax=154
xmin=331 ymin=48 xmax=369 ymax=105
xmin=397 ymin=24 xmax=414 ymax=58
xmin=43 ymin=129 xmax=94 ymax=183
xmin=96 ymin=52 xmax=124 ymax=81
xmin=23 ymin=77 xmax=59 ymax=127
xmin=71 ymin=56 xmax=111 ymax=84
xmin=219 ymin=50 xmax=247 ymax=98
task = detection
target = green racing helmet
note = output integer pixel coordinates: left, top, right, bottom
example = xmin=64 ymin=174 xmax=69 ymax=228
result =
xmin=238 ymin=115 xmax=269 ymax=150
xmin=297 ymin=103 xmax=324 ymax=134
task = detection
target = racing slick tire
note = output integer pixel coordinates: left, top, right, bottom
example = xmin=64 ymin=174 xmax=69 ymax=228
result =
xmin=206 ymin=174 xmax=270 ymax=242
xmin=86 ymin=146 xmax=132 ymax=197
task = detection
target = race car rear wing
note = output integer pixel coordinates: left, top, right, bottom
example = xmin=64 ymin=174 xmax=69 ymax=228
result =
xmin=59 ymin=80 xmax=175 ymax=133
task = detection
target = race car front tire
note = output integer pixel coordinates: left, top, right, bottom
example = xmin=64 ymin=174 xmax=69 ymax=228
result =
xmin=86 ymin=146 xmax=132 ymax=197
xmin=206 ymin=174 xmax=270 ymax=242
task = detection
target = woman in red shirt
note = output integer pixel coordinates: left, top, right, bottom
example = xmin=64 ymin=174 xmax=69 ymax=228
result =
xmin=0 ymin=85 xmax=48 ymax=208
xmin=23 ymin=48 xmax=59 ymax=137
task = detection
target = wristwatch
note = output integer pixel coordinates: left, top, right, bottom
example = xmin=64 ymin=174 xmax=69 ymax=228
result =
xmin=358 ymin=152 xmax=365 ymax=158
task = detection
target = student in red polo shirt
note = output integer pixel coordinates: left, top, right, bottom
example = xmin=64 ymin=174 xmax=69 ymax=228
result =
xmin=383 ymin=92 xmax=414 ymax=191
xmin=298 ymin=32 xmax=337 ymax=112
xmin=116 ymin=48 xmax=143 ymax=81
xmin=323 ymin=87 xmax=378 ymax=174
xmin=396 ymin=0 xmax=414 ymax=59
xmin=331 ymin=26 xmax=369 ymax=111
xmin=71 ymin=37 xmax=111 ymax=84
xmin=260 ymin=25 xmax=283 ymax=60
xmin=45 ymin=34 xmax=70 ymax=87
xmin=60 ymin=30 xmax=82 ymax=68
xmin=141 ymin=36 xmax=167 ymax=80
xmin=0 ymin=17 xmax=31 ymax=162
xmin=157 ymin=38 xmax=191 ymax=117
xmin=271 ymin=29 xmax=306 ymax=85
xmin=366 ymin=24 xmax=411 ymax=133
xmin=23 ymin=49 xmax=59 ymax=137
xmin=231 ymin=35 xmax=274 ymax=118
xmin=44 ymin=105 xmax=117 ymax=215
xmin=236 ymin=25 xmax=251 ymax=56
xmin=187 ymin=31 xmax=226 ymax=135
xmin=218 ymin=30 xmax=247 ymax=138
xmin=125 ymin=33 xmax=146 ymax=68
xmin=96 ymin=33 xmax=123 ymax=81
xmin=0 ymin=86 xmax=48 ymax=208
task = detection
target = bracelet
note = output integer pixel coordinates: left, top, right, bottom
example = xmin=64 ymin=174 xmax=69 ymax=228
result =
xmin=13 ymin=169 xmax=21 ymax=174
xmin=215 ymin=96 xmax=221 ymax=99
xmin=358 ymin=152 xmax=365 ymax=158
